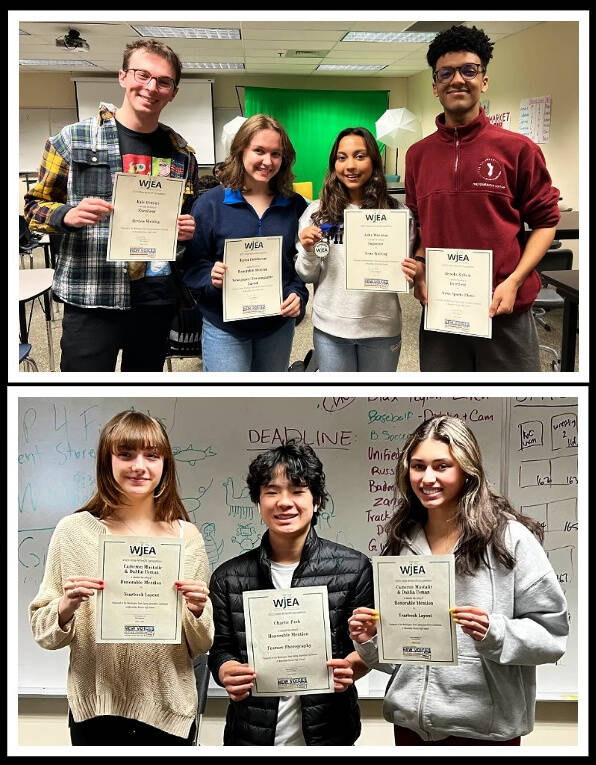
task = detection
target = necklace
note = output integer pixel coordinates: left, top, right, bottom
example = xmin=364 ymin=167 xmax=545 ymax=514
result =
xmin=112 ymin=512 xmax=154 ymax=536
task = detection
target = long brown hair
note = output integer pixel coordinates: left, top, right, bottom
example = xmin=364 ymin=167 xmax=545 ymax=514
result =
xmin=383 ymin=416 xmax=543 ymax=575
xmin=76 ymin=410 xmax=189 ymax=523
xmin=313 ymin=126 xmax=398 ymax=226
xmin=220 ymin=113 xmax=297 ymax=196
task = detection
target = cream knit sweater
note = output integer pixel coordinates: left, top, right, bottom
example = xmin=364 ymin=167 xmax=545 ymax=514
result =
xmin=29 ymin=511 xmax=214 ymax=738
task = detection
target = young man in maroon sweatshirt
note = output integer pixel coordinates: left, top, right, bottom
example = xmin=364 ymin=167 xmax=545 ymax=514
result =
xmin=403 ymin=25 xmax=560 ymax=372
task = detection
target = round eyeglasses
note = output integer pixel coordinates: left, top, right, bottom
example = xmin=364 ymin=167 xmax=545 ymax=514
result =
xmin=433 ymin=63 xmax=484 ymax=84
xmin=126 ymin=69 xmax=176 ymax=92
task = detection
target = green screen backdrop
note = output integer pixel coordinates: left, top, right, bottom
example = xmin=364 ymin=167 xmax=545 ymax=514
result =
xmin=244 ymin=86 xmax=389 ymax=200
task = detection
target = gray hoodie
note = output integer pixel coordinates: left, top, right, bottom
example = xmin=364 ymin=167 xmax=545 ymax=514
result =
xmin=355 ymin=520 xmax=568 ymax=741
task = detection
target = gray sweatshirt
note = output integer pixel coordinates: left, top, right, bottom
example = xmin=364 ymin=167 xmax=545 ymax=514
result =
xmin=355 ymin=520 xmax=568 ymax=741
xmin=295 ymin=201 xmax=403 ymax=339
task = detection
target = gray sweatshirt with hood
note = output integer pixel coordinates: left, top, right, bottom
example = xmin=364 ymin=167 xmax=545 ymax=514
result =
xmin=355 ymin=520 xmax=568 ymax=741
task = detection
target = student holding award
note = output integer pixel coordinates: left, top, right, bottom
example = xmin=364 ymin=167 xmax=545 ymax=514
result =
xmin=349 ymin=416 xmax=568 ymax=746
xmin=29 ymin=411 xmax=213 ymax=745
xmin=208 ymin=441 xmax=373 ymax=745
xmin=24 ymin=40 xmax=201 ymax=372
xmin=295 ymin=127 xmax=410 ymax=372
xmin=401 ymin=25 xmax=560 ymax=372
xmin=183 ymin=115 xmax=308 ymax=372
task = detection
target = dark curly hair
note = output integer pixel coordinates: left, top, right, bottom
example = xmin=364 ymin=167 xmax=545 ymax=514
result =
xmin=246 ymin=440 xmax=327 ymax=525
xmin=426 ymin=25 xmax=494 ymax=71
xmin=313 ymin=127 xmax=398 ymax=227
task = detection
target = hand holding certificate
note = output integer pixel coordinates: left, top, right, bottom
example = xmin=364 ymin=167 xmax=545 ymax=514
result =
xmin=243 ymin=585 xmax=334 ymax=696
xmin=424 ymin=248 xmax=493 ymax=338
xmin=344 ymin=208 xmax=410 ymax=293
xmin=96 ymin=535 xmax=184 ymax=643
xmin=223 ymin=236 xmax=284 ymax=322
xmin=372 ymin=555 xmax=457 ymax=665
xmin=106 ymin=172 xmax=184 ymax=262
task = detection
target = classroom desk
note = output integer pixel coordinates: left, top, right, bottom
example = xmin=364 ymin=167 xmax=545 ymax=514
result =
xmin=554 ymin=210 xmax=579 ymax=240
xmin=540 ymin=269 xmax=579 ymax=372
xmin=18 ymin=268 xmax=56 ymax=371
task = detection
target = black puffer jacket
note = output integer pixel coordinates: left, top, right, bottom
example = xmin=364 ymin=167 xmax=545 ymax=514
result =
xmin=208 ymin=527 xmax=374 ymax=745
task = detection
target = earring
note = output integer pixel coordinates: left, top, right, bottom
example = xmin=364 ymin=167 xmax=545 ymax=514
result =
xmin=154 ymin=484 xmax=165 ymax=499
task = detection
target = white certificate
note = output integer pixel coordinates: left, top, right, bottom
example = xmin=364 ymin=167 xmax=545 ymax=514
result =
xmin=106 ymin=172 xmax=184 ymax=262
xmin=344 ymin=208 xmax=410 ymax=293
xmin=243 ymin=585 xmax=334 ymax=696
xmin=223 ymin=236 xmax=284 ymax=322
xmin=424 ymin=247 xmax=493 ymax=338
xmin=96 ymin=535 xmax=184 ymax=643
xmin=373 ymin=555 xmax=457 ymax=665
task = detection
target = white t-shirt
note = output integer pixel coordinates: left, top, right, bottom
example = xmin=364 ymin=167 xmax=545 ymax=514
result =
xmin=270 ymin=560 xmax=307 ymax=746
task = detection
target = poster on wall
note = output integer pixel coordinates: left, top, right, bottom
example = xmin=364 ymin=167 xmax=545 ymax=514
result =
xmin=519 ymin=96 xmax=552 ymax=143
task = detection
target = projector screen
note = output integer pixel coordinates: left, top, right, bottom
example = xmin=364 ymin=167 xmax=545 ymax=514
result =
xmin=74 ymin=77 xmax=215 ymax=165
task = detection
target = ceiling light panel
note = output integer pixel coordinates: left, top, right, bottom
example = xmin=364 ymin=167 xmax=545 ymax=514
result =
xmin=20 ymin=59 xmax=96 ymax=67
xmin=342 ymin=31 xmax=437 ymax=43
xmin=183 ymin=62 xmax=244 ymax=69
xmin=131 ymin=25 xmax=241 ymax=39
xmin=317 ymin=64 xmax=387 ymax=71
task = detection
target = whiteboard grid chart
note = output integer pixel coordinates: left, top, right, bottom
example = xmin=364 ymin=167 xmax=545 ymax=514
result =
xmin=17 ymin=396 xmax=577 ymax=700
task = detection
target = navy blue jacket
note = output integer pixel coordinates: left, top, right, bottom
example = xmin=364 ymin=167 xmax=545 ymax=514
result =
xmin=183 ymin=185 xmax=308 ymax=339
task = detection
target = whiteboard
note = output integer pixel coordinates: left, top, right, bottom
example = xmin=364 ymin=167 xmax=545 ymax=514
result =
xmin=504 ymin=397 xmax=578 ymax=699
xmin=16 ymin=396 xmax=576 ymax=699
xmin=74 ymin=77 xmax=215 ymax=164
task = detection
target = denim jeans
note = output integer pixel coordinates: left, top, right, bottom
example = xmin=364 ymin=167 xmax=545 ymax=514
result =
xmin=201 ymin=317 xmax=296 ymax=372
xmin=313 ymin=328 xmax=401 ymax=372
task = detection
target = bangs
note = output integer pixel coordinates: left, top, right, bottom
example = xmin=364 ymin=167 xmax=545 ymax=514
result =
xmin=105 ymin=413 xmax=168 ymax=456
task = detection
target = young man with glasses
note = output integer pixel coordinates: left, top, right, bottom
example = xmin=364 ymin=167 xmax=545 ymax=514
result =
xmin=403 ymin=25 xmax=560 ymax=372
xmin=24 ymin=40 xmax=200 ymax=372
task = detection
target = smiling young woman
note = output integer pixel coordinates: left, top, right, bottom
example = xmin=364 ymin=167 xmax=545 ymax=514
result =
xmin=29 ymin=411 xmax=213 ymax=746
xmin=349 ymin=415 xmax=568 ymax=746
xmin=295 ymin=126 xmax=413 ymax=372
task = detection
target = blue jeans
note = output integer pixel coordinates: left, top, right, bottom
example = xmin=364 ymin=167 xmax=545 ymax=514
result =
xmin=313 ymin=328 xmax=401 ymax=372
xmin=202 ymin=317 xmax=295 ymax=372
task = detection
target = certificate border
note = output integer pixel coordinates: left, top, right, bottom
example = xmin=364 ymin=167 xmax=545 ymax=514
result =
xmin=97 ymin=536 xmax=183 ymax=643
xmin=243 ymin=586 xmax=334 ymax=696
xmin=222 ymin=235 xmax=284 ymax=322
xmin=106 ymin=172 xmax=184 ymax=262
xmin=344 ymin=207 xmax=410 ymax=294
xmin=423 ymin=247 xmax=493 ymax=338
xmin=373 ymin=555 xmax=457 ymax=665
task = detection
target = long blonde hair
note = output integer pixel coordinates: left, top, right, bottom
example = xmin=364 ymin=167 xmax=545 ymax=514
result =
xmin=220 ymin=113 xmax=297 ymax=196
xmin=76 ymin=410 xmax=189 ymax=523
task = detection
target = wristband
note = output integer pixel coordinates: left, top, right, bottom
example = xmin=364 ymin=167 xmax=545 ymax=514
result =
xmin=412 ymin=255 xmax=426 ymax=263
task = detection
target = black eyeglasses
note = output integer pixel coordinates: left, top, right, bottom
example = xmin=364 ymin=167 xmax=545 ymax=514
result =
xmin=433 ymin=63 xmax=484 ymax=84
xmin=126 ymin=69 xmax=176 ymax=92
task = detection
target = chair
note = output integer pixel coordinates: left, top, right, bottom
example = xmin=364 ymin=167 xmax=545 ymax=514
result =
xmin=533 ymin=248 xmax=573 ymax=371
xmin=18 ymin=267 xmax=56 ymax=371
xmin=19 ymin=215 xmax=50 ymax=268
xmin=165 ymin=305 xmax=203 ymax=371
xmin=292 ymin=181 xmax=313 ymax=201
xmin=192 ymin=653 xmax=211 ymax=745
xmin=19 ymin=342 xmax=39 ymax=371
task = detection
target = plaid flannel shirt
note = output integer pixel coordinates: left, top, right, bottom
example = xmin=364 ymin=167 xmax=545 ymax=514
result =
xmin=24 ymin=103 xmax=200 ymax=309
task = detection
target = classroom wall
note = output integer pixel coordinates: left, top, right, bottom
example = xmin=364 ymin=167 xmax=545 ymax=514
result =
xmin=17 ymin=697 xmax=578 ymax=747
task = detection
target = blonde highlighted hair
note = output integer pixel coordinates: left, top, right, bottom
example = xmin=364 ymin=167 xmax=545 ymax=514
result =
xmin=384 ymin=415 xmax=543 ymax=575
xmin=219 ymin=113 xmax=297 ymax=196
xmin=76 ymin=410 xmax=189 ymax=523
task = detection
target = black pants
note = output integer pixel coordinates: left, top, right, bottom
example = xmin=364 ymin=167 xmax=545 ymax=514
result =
xmin=68 ymin=711 xmax=196 ymax=746
xmin=60 ymin=303 xmax=177 ymax=372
